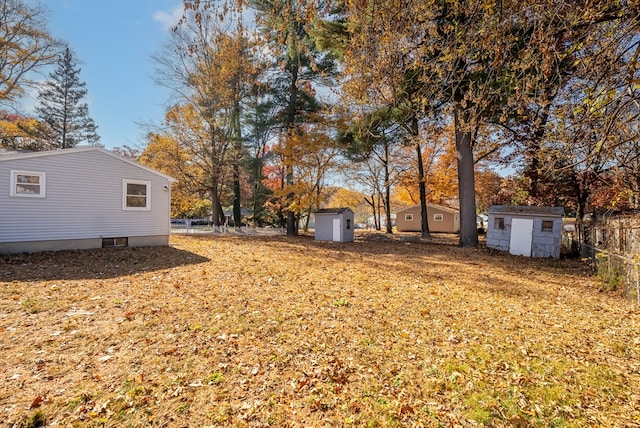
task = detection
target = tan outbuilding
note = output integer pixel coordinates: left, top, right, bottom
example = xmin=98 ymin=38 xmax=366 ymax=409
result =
xmin=395 ymin=203 xmax=460 ymax=233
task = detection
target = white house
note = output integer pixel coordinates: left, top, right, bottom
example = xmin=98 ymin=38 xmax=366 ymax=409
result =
xmin=314 ymin=208 xmax=355 ymax=242
xmin=0 ymin=147 xmax=176 ymax=254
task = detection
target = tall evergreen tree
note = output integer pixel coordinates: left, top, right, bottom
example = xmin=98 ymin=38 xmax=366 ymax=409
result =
xmin=35 ymin=46 xmax=100 ymax=149
xmin=249 ymin=0 xmax=339 ymax=235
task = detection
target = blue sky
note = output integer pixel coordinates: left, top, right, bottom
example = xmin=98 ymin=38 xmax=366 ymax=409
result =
xmin=32 ymin=0 xmax=185 ymax=150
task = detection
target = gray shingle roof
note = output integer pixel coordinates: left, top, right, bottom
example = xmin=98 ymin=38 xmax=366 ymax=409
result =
xmin=488 ymin=205 xmax=564 ymax=217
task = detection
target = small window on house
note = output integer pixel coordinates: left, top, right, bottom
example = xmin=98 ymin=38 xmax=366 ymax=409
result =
xmin=495 ymin=217 xmax=505 ymax=230
xmin=542 ymin=220 xmax=554 ymax=232
xmin=433 ymin=213 xmax=444 ymax=221
xmin=346 ymin=219 xmax=351 ymax=230
xmin=10 ymin=170 xmax=46 ymax=198
xmin=102 ymin=237 xmax=128 ymax=248
xmin=123 ymin=180 xmax=150 ymax=210
xmin=405 ymin=213 xmax=414 ymax=221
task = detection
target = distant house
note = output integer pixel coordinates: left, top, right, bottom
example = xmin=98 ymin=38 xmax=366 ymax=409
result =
xmin=367 ymin=214 xmax=396 ymax=229
xmin=314 ymin=208 xmax=355 ymax=242
xmin=486 ymin=205 xmax=563 ymax=258
xmin=0 ymin=147 xmax=176 ymax=254
xmin=396 ymin=203 xmax=460 ymax=233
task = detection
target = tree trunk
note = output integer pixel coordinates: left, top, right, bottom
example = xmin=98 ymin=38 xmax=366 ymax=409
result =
xmin=286 ymin=210 xmax=297 ymax=235
xmin=284 ymin=61 xmax=299 ymax=236
xmin=523 ymin=109 xmax=550 ymax=203
xmin=574 ymin=175 xmax=590 ymax=244
xmin=232 ymin=89 xmax=243 ymax=228
xmin=384 ymin=141 xmax=393 ymax=234
xmin=416 ymin=142 xmax=431 ymax=239
xmin=524 ymin=140 xmax=540 ymax=201
xmin=233 ymin=163 xmax=242 ymax=226
xmin=455 ymin=104 xmax=478 ymax=247
xmin=376 ymin=192 xmax=382 ymax=230
xmin=365 ymin=195 xmax=377 ymax=229
xmin=211 ymin=181 xmax=224 ymax=226
xmin=409 ymin=115 xmax=430 ymax=239
xmin=305 ymin=206 xmax=315 ymax=232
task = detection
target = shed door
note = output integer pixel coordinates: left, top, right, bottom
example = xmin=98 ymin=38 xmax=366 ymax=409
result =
xmin=332 ymin=218 xmax=341 ymax=241
xmin=509 ymin=218 xmax=533 ymax=257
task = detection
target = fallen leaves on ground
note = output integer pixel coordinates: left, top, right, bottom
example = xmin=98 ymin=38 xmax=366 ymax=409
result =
xmin=1 ymin=233 xmax=639 ymax=427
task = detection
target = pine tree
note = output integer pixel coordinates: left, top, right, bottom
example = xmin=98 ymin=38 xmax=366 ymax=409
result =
xmin=35 ymin=46 xmax=100 ymax=149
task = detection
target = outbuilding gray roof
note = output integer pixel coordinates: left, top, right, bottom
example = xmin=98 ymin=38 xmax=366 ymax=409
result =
xmin=315 ymin=207 xmax=353 ymax=214
xmin=488 ymin=205 xmax=564 ymax=217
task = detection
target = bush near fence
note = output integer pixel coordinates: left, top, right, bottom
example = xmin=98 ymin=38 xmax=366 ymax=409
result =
xmin=573 ymin=212 xmax=640 ymax=304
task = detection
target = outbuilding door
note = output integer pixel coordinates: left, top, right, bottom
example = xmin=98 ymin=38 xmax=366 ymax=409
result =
xmin=509 ymin=218 xmax=533 ymax=257
xmin=332 ymin=218 xmax=341 ymax=241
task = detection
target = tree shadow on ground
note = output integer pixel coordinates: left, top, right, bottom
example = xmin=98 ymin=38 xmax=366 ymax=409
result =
xmin=0 ymin=245 xmax=210 ymax=282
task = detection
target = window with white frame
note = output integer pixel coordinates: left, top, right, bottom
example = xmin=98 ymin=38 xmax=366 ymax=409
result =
xmin=10 ymin=170 xmax=46 ymax=197
xmin=123 ymin=179 xmax=150 ymax=210
xmin=405 ymin=213 xmax=414 ymax=221
xmin=433 ymin=213 xmax=444 ymax=221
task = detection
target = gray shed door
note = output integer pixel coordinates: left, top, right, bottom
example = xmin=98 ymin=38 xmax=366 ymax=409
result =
xmin=509 ymin=218 xmax=533 ymax=256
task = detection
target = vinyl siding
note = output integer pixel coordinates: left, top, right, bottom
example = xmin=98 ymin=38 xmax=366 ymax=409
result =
xmin=486 ymin=207 xmax=563 ymax=258
xmin=314 ymin=210 xmax=355 ymax=242
xmin=0 ymin=149 xmax=172 ymax=243
xmin=396 ymin=204 xmax=459 ymax=233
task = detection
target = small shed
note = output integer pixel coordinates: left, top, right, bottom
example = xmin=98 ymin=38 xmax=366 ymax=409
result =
xmin=0 ymin=147 xmax=176 ymax=254
xmin=314 ymin=208 xmax=354 ymax=242
xmin=486 ymin=205 xmax=564 ymax=258
xmin=396 ymin=203 xmax=460 ymax=233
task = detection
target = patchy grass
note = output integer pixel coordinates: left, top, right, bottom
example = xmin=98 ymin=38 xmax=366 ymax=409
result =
xmin=1 ymin=233 xmax=639 ymax=427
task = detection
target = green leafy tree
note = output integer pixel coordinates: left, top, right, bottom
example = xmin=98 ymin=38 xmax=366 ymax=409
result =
xmin=35 ymin=46 xmax=100 ymax=148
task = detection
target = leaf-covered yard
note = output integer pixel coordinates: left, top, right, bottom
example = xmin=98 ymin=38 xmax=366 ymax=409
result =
xmin=1 ymin=234 xmax=639 ymax=427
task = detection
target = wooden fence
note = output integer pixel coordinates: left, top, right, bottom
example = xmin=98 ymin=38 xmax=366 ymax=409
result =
xmin=570 ymin=213 xmax=640 ymax=304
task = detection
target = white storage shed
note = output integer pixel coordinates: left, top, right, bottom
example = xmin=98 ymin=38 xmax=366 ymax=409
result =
xmin=314 ymin=208 xmax=355 ymax=242
xmin=486 ymin=205 xmax=564 ymax=258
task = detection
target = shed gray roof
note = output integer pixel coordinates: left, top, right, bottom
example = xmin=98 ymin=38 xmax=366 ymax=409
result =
xmin=315 ymin=207 xmax=353 ymax=214
xmin=488 ymin=205 xmax=564 ymax=217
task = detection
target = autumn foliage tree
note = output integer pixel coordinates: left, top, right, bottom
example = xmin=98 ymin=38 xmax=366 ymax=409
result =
xmin=277 ymin=117 xmax=341 ymax=231
xmin=140 ymin=0 xmax=640 ymax=236
xmin=139 ymin=131 xmax=209 ymax=218
xmin=340 ymin=0 xmax=640 ymax=245
xmin=0 ymin=0 xmax=58 ymax=105
xmin=155 ymin=4 xmax=253 ymax=225
xmin=339 ymin=107 xmax=415 ymax=234
xmin=0 ymin=111 xmax=47 ymax=150
xmin=250 ymin=0 xmax=340 ymax=235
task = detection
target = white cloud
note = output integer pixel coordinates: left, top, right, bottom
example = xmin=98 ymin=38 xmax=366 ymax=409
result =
xmin=152 ymin=3 xmax=184 ymax=31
